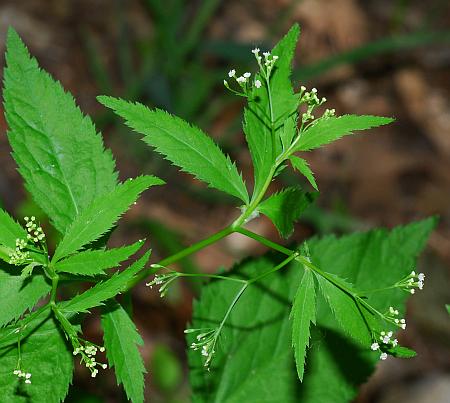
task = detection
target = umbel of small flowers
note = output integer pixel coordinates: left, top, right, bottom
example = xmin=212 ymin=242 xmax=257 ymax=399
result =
xmin=223 ymin=48 xmax=277 ymax=96
xmin=395 ymin=270 xmax=425 ymax=294
xmin=184 ymin=327 xmax=218 ymax=369
xmin=72 ymin=339 xmax=107 ymax=378
xmin=370 ymin=328 xmax=399 ymax=361
xmin=9 ymin=238 xmax=30 ymax=265
xmin=24 ymin=216 xmax=45 ymax=243
xmin=13 ymin=369 xmax=32 ymax=384
xmin=384 ymin=305 xmax=407 ymax=330
xmin=146 ymin=268 xmax=180 ymax=297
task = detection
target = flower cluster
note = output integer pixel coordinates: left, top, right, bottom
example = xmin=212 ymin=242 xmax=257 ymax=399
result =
xmin=146 ymin=271 xmax=179 ymax=297
xmin=13 ymin=369 xmax=32 ymax=384
xmin=252 ymin=48 xmax=279 ymax=77
xmin=24 ymin=216 xmax=45 ymax=243
xmin=9 ymin=238 xmax=30 ymax=265
xmin=371 ymin=329 xmax=399 ymax=361
xmin=73 ymin=341 xmax=107 ymax=378
xmin=185 ymin=327 xmax=218 ymax=368
xmin=223 ymin=47 xmax=279 ymax=95
xmin=396 ymin=270 xmax=425 ymax=294
xmin=298 ymin=86 xmax=331 ymax=124
xmin=384 ymin=306 xmax=407 ymax=329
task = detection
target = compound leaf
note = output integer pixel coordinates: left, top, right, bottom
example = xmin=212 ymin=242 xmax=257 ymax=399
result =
xmin=59 ymin=251 xmax=151 ymax=314
xmin=188 ymin=218 xmax=435 ymax=402
xmin=98 ymin=96 xmax=249 ymax=204
xmin=54 ymin=239 xmax=145 ymax=276
xmin=258 ymin=187 xmax=317 ymax=238
xmin=294 ymin=115 xmax=394 ymax=152
xmin=53 ymin=176 xmax=162 ymax=262
xmin=290 ymin=268 xmax=316 ymax=381
xmin=102 ymin=301 xmax=146 ymax=403
xmin=4 ymin=28 xmax=117 ymax=234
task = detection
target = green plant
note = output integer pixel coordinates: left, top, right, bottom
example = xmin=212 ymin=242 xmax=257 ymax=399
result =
xmin=0 ymin=25 xmax=435 ymax=402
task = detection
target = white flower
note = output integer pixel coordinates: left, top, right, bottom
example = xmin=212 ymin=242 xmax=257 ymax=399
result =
xmin=380 ymin=352 xmax=388 ymax=360
xmin=418 ymin=273 xmax=425 ymax=281
xmin=228 ymin=69 xmax=236 ymax=77
xmin=251 ymin=48 xmax=260 ymax=55
xmin=243 ymin=72 xmax=251 ymax=78
xmin=371 ymin=342 xmax=379 ymax=351
xmin=254 ymin=80 xmax=262 ymax=88
xmin=236 ymin=76 xmax=246 ymax=83
xmin=392 ymin=339 xmax=398 ymax=347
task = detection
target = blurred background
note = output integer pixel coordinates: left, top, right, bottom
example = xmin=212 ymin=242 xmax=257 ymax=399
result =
xmin=0 ymin=0 xmax=449 ymax=402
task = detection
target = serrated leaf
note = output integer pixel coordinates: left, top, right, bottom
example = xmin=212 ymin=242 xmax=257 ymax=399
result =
xmin=315 ymin=272 xmax=372 ymax=347
xmin=290 ymin=268 xmax=316 ymax=381
xmin=54 ymin=239 xmax=145 ymax=276
xmin=0 ymin=315 xmax=73 ymax=403
xmin=258 ymin=187 xmax=317 ymax=238
xmin=189 ymin=218 xmax=435 ymax=402
xmin=53 ymin=176 xmax=162 ymax=262
xmin=97 ymin=96 xmax=249 ymax=204
xmin=244 ymin=25 xmax=300 ymax=198
xmin=289 ymin=156 xmax=318 ymax=191
xmin=0 ymin=266 xmax=50 ymax=327
xmin=3 ymin=28 xmax=117 ymax=234
xmin=59 ymin=251 xmax=150 ymax=314
xmin=102 ymin=300 xmax=146 ymax=403
xmin=294 ymin=115 xmax=394 ymax=152
xmin=280 ymin=115 xmax=297 ymax=152
xmin=0 ymin=208 xmax=27 ymax=249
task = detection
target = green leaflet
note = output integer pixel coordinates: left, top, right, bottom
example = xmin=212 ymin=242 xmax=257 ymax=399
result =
xmin=97 ymin=96 xmax=249 ymax=204
xmin=244 ymin=25 xmax=300 ymax=198
xmin=0 ymin=316 xmax=73 ymax=403
xmin=289 ymin=156 xmax=318 ymax=191
xmin=0 ymin=208 xmax=27 ymax=248
xmin=280 ymin=115 xmax=298 ymax=154
xmin=0 ymin=267 xmax=50 ymax=328
xmin=53 ymin=176 xmax=163 ymax=262
xmin=258 ymin=187 xmax=317 ymax=238
xmin=54 ymin=239 xmax=145 ymax=276
xmin=59 ymin=251 xmax=151 ymax=314
xmin=102 ymin=301 xmax=146 ymax=403
xmin=188 ymin=218 xmax=435 ymax=402
xmin=290 ymin=268 xmax=316 ymax=381
xmin=294 ymin=115 xmax=394 ymax=152
xmin=3 ymin=28 xmax=117 ymax=234
xmin=315 ymin=272 xmax=372 ymax=347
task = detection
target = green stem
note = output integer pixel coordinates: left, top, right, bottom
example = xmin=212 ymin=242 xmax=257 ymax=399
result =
xmin=265 ymin=73 xmax=276 ymax=162
xmin=177 ymin=272 xmax=247 ymax=284
xmin=236 ymin=227 xmax=293 ymax=255
xmin=125 ymin=225 xmax=235 ymax=290
xmin=50 ymin=273 xmax=59 ymax=305
xmin=248 ymin=252 xmax=299 ymax=284
xmin=216 ymin=283 xmax=248 ymax=335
